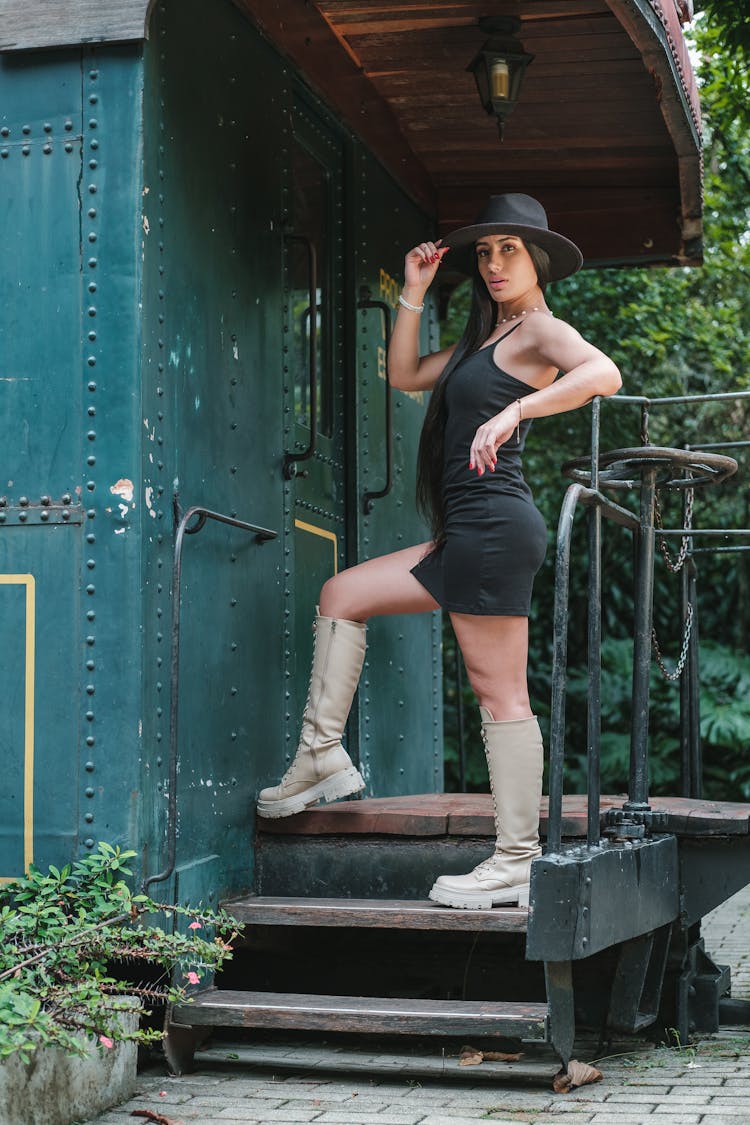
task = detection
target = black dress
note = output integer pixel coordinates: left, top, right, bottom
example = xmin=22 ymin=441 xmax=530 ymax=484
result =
xmin=410 ymin=327 xmax=547 ymax=616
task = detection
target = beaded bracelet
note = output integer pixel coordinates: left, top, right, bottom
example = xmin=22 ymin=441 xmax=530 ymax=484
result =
xmin=398 ymin=293 xmax=425 ymax=314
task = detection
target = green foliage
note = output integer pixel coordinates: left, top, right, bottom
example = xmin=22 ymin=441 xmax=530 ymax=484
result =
xmin=0 ymin=843 xmax=241 ymax=1061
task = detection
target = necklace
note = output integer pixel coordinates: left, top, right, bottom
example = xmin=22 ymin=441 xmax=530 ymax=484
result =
xmin=496 ymin=306 xmax=553 ymax=326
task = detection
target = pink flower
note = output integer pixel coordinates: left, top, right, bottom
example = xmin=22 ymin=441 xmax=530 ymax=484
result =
xmin=188 ymin=921 xmax=202 ymax=930
xmin=184 ymin=971 xmax=200 ymax=985
xmin=99 ymin=1035 xmax=114 ymax=1049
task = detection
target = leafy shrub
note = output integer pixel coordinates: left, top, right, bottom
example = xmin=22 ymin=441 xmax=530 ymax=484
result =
xmin=0 ymin=843 xmax=240 ymax=1061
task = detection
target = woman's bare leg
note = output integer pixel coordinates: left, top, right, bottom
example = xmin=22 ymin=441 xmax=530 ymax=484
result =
xmin=319 ymin=542 xmax=440 ymax=621
xmin=450 ymin=612 xmax=532 ymax=720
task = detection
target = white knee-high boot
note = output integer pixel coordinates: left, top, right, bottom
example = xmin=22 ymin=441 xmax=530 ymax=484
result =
xmin=256 ymin=613 xmax=366 ymax=818
xmin=429 ymin=708 xmax=544 ymax=908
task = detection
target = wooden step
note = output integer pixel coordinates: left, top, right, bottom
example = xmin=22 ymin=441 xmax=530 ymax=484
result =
xmin=223 ymin=895 xmax=529 ymax=932
xmin=257 ymin=793 xmax=750 ymax=838
xmin=171 ymin=989 xmax=549 ymax=1039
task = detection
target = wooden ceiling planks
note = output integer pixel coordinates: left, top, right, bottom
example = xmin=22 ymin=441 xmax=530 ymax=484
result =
xmin=237 ymin=0 xmax=702 ymax=265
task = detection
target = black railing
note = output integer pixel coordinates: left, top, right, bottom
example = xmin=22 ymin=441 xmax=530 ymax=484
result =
xmin=545 ymin=390 xmax=750 ymax=855
xmin=142 ymin=499 xmax=277 ymax=896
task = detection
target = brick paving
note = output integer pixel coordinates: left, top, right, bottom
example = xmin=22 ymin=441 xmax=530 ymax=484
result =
xmin=86 ymin=885 xmax=750 ymax=1125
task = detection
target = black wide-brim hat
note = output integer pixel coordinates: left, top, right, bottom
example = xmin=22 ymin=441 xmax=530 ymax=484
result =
xmin=443 ymin=193 xmax=583 ymax=282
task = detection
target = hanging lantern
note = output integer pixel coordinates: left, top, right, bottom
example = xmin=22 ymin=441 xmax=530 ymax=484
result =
xmin=467 ymin=17 xmax=534 ymax=141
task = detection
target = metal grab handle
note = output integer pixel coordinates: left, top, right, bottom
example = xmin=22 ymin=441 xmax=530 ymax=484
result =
xmin=283 ymin=234 xmax=318 ymax=480
xmin=358 ymin=291 xmax=393 ymax=513
xmin=142 ymin=499 xmax=277 ymax=896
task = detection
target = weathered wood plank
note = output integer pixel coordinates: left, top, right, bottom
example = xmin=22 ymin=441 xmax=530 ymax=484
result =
xmin=223 ymin=895 xmax=529 ymax=931
xmin=172 ymin=990 xmax=549 ymax=1038
xmin=257 ymin=793 xmax=750 ymax=838
xmin=0 ymin=0 xmax=151 ymax=51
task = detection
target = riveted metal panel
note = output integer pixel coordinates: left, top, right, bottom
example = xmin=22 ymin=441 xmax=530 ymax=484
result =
xmin=351 ymin=146 xmax=443 ymax=797
xmin=140 ymin=0 xmax=287 ymax=904
xmin=0 ymin=44 xmax=145 ymax=874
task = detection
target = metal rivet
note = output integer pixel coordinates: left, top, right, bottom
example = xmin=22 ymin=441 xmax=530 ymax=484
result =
xmin=89 ymin=119 xmax=97 ymax=129
xmin=86 ymin=584 xmax=95 ymax=594
xmin=89 ymin=94 xmax=98 ymax=104
xmin=87 ymin=431 xmax=96 ymax=440
xmin=1 ymin=150 xmax=7 ymax=159
xmin=0 ymin=128 xmax=8 ymax=137
xmin=85 ymin=710 xmax=95 ymax=720
xmin=88 ymin=407 xmax=96 ymax=417
xmin=85 ymin=761 xmax=95 ymax=772
xmin=22 ymin=125 xmax=30 ymax=135
xmin=88 ymin=258 xmax=97 ymax=267
xmin=90 ymin=138 xmax=99 ymax=150
xmin=84 ymin=838 xmax=94 ymax=848
xmin=86 ymin=634 xmax=95 ymax=643
xmin=64 ymin=120 xmax=73 ymax=131
xmin=64 ymin=143 xmax=73 ymax=153
xmin=87 ymin=559 xmax=95 ymax=569
xmin=85 ymin=813 xmax=94 ymax=824
xmin=22 ymin=145 xmax=30 ymax=156
xmin=85 ymin=787 xmax=95 ymax=797
xmin=86 ymin=481 xmax=95 ymax=491
xmin=86 ymin=685 xmax=95 ymax=695
xmin=43 ymin=143 xmax=52 ymax=154
xmin=87 ymin=456 xmax=95 ymax=467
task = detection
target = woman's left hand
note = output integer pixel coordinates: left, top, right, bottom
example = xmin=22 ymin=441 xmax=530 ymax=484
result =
xmin=469 ymin=405 xmax=520 ymax=475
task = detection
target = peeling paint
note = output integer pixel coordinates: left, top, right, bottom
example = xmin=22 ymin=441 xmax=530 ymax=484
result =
xmin=145 ymin=485 xmax=156 ymax=518
xmin=118 ymin=503 xmax=129 ymax=519
xmin=194 ymin=395 xmax=200 ymax=411
xmin=115 ymin=527 xmax=125 ymax=535
xmin=110 ymin=478 xmax=135 ymax=504
xmin=232 ymin=341 xmax=239 ymax=361
xmin=142 ymin=214 xmax=150 ymax=235
xmin=169 ymin=349 xmax=180 ymax=368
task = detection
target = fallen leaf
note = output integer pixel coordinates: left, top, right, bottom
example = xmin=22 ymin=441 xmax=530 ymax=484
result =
xmin=458 ymin=1045 xmax=484 ymax=1067
xmin=553 ymin=1059 xmax=603 ymax=1093
xmin=131 ymin=1110 xmax=179 ymax=1124
xmin=483 ymin=1050 xmax=524 ymax=1062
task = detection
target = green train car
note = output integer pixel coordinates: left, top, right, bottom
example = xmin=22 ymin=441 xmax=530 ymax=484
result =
xmin=0 ymin=0 xmax=446 ymax=902
xmin=5 ymin=0 xmax=745 ymax=1065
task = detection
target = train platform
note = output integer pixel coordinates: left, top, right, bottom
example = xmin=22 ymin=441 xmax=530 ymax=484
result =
xmin=87 ymin=883 xmax=750 ymax=1125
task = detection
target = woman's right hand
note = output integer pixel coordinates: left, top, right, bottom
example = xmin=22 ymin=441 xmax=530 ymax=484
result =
xmin=403 ymin=240 xmax=450 ymax=293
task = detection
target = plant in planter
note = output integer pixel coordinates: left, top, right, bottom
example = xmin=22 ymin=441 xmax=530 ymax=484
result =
xmin=0 ymin=842 xmax=240 ymax=1060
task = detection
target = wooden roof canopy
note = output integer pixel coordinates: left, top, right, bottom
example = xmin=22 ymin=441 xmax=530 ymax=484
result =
xmin=1 ymin=0 xmax=702 ymax=266
xmin=238 ymin=0 xmax=703 ymax=268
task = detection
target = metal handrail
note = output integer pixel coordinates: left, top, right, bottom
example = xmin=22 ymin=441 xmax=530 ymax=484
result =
xmin=547 ymin=390 xmax=748 ymax=852
xmin=142 ymin=500 xmax=277 ymax=896
xmin=358 ymin=291 xmax=394 ymax=513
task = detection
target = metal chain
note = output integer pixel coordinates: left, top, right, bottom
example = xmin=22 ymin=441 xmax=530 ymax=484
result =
xmin=654 ymin=487 xmax=694 ymax=573
xmin=640 ymin=404 xmax=695 ymax=681
xmin=652 ymin=603 xmax=694 ymax=681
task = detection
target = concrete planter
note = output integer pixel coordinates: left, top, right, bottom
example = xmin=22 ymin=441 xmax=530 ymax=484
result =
xmin=0 ymin=1004 xmax=139 ymax=1125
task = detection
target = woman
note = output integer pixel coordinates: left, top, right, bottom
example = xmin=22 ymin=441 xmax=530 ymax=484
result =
xmin=257 ymin=194 xmax=621 ymax=910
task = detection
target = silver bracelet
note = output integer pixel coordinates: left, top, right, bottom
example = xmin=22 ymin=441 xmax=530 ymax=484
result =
xmin=398 ymin=293 xmax=425 ymax=314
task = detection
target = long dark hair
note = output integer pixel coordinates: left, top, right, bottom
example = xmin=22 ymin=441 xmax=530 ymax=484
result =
xmin=415 ymin=240 xmax=551 ymax=547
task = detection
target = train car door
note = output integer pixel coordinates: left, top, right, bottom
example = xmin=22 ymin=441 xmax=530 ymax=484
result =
xmin=282 ymin=99 xmax=349 ymax=763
